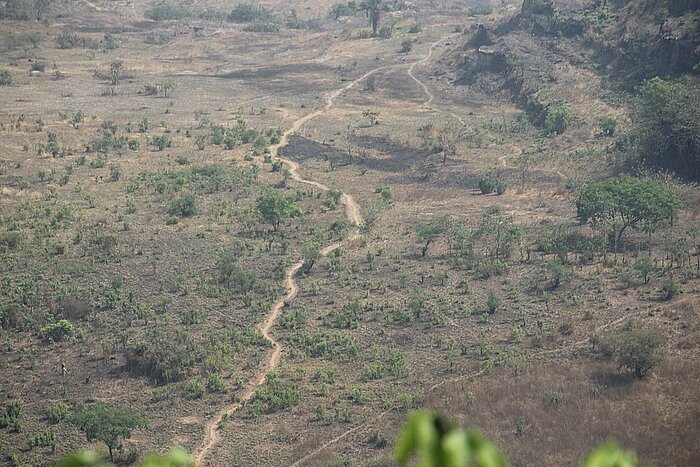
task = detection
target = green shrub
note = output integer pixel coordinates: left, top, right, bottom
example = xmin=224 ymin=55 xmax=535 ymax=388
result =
xmin=144 ymin=5 xmax=191 ymax=21
xmin=27 ymin=429 xmax=56 ymax=452
xmin=661 ymin=278 xmax=680 ymax=300
xmin=40 ymin=320 xmax=74 ymax=342
xmin=0 ymin=70 xmax=12 ymax=85
xmin=206 ymin=373 xmax=228 ymax=393
xmin=599 ymin=116 xmax=617 ymax=136
xmin=169 ymin=192 xmax=197 ymax=218
xmin=478 ymin=173 xmax=496 ymax=194
xmin=486 ymin=291 xmax=501 ymax=314
xmin=248 ymin=371 xmax=301 ymax=414
xmin=544 ymin=104 xmax=572 ymax=135
xmin=152 ymin=135 xmax=172 ymax=151
xmin=185 ymin=379 xmax=206 ymax=399
xmin=228 ymin=3 xmax=275 ymax=23
xmin=56 ymin=32 xmax=98 ymax=49
xmin=44 ymin=403 xmax=69 ymax=424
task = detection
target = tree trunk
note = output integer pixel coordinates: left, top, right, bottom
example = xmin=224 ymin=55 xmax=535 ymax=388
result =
xmin=421 ymin=240 xmax=431 ymax=257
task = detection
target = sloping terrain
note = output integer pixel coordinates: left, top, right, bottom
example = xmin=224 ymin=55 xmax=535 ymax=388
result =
xmin=0 ymin=1 xmax=699 ymax=466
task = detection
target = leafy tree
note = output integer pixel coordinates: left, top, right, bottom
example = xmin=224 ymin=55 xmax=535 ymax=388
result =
xmin=545 ymin=259 xmax=567 ymax=288
xmin=632 ymin=77 xmax=699 ymax=180
xmin=576 ymin=174 xmax=681 ymax=250
xmin=256 ymin=189 xmax=301 ymax=231
xmin=416 ymin=218 xmax=446 ymax=257
xmin=361 ymin=0 xmax=383 ymax=36
xmin=70 ymin=403 xmax=148 ymax=461
xmin=159 ymin=80 xmax=176 ymax=98
xmin=474 ymin=208 xmax=521 ymax=259
xmin=612 ymin=329 xmax=663 ymax=379
xmin=302 ymin=241 xmax=322 ymax=273
xmin=396 ymin=411 xmax=506 ymax=467
xmin=633 ymin=255 xmax=653 ymax=284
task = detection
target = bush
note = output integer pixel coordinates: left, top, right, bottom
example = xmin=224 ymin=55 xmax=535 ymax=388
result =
xmin=0 ymin=70 xmax=12 ymax=85
xmin=599 ymin=116 xmax=617 ymax=136
xmin=400 ymin=39 xmax=413 ymax=53
xmin=144 ymin=5 xmax=191 ymax=21
xmin=408 ymin=22 xmax=422 ymax=33
xmin=40 ymin=320 xmax=74 ymax=342
xmin=169 ymin=192 xmax=197 ymax=218
xmin=248 ymin=371 xmax=301 ymax=415
xmin=30 ymin=61 xmax=46 ymax=72
xmin=486 ymin=291 xmax=501 ymax=314
xmin=544 ymin=104 xmax=572 ymax=135
xmin=185 ymin=379 xmax=206 ymax=399
xmin=228 ymin=3 xmax=275 ymax=23
xmin=56 ymin=32 xmax=98 ymax=49
xmin=125 ymin=338 xmax=196 ymax=384
xmin=28 ymin=429 xmax=56 ymax=452
xmin=612 ymin=329 xmax=663 ymax=378
xmin=478 ymin=173 xmax=506 ymax=195
xmin=45 ymin=403 xmax=69 ymax=424
xmin=661 ymin=278 xmax=680 ymax=300
xmin=151 ymin=135 xmax=172 ymax=151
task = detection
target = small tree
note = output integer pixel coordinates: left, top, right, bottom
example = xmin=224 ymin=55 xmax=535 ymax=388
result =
xmin=545 ymin=259 xmax=567 ymax=289
xmin=302 ymin=241 xmax=322 ymax=273
xmin=361 ymin=0 xmax=383 ymax=36
xmin=416 ymin=220 xmax=446 ymax=257
xmin=613 ymin=329 xmax=663 ymax=379
xmin=109 ymin=60 xmax=123 ymax=85
xmin=159 ymin=80 xmax=176 ymax=98
xmin=486 ymin=291 xmax=501 ymax=314
xmin=576 ymin=174 xmax=681 ymax=251
xmin=70 ymin=403 xmax=148 ymax=461
xmin=256 ymin=189 xmax=301 ymax=231
xmin=633 ymin=255 xmax=654 ymax=284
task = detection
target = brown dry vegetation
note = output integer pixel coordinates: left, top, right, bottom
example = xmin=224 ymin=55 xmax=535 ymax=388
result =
xmin=1 ymin=0 xmax=699 ymax=466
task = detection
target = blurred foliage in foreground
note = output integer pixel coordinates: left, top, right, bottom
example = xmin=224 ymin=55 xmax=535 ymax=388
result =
xmin=54 ymin=412 xmax=637 ymax=467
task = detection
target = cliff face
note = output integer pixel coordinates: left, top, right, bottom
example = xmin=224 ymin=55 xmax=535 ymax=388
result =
xmin=453 ymin=0 xmax=699 ymax=126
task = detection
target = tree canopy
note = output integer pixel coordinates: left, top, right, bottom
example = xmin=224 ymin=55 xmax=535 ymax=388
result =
xmin=576 ymin=174 xmax=681 ymax=248
xmin=70 ymin=404 xmax=148 ymax=461
xmin=612 ymin=329 xmax=664 ymax=379
xmin=256 ymin=189 xmax=301 ymax=231
xmin=632 ymin=77 xmax=700 ymax=180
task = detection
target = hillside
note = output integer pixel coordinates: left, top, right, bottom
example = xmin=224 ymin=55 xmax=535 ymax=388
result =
xmin=0 ymin=1 xmax=698 ymax=466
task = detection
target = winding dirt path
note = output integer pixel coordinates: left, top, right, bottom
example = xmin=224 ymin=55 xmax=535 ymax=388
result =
xmin=193 ymin=51 xmax=420 ymax=467
xmin=287 ymin=35 xmax=648 ymax=466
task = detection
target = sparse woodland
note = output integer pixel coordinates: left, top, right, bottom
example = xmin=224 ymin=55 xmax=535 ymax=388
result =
xmin=0 ymin=0 xmax=698 ymax=466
